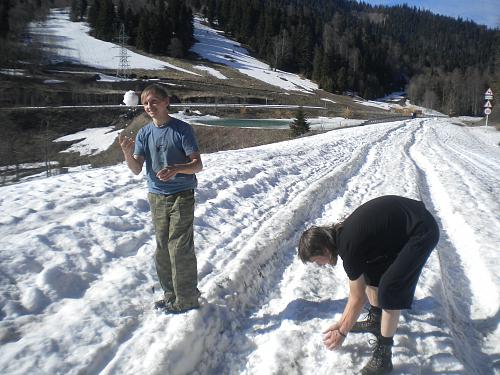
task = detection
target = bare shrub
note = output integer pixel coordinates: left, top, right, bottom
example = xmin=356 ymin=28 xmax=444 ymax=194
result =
xmin=342 ymin=106 xmax=354 ymax=118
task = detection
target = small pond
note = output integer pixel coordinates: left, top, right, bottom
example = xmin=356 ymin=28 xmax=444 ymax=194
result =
xmin=194 ymin=118 xmax=291 ymax=128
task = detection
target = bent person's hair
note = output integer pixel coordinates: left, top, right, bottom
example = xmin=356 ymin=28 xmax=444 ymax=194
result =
xmin=298 ymin=223 xmax=343 ymax=263
xmin=141 ymin=84 xmax=170 ymax=103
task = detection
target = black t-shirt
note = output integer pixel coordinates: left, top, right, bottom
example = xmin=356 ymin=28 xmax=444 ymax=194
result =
xmin=336 ymin=195 xmax=427 ymax=280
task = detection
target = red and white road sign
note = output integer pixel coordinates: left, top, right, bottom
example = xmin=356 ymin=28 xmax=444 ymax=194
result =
xmin=484 ymin=100 xmax=493 ymax=108
xmin=485 ymin=88 xmax=494 ymax=100
xmin=484 ymin=108 xmax=492 ymax=115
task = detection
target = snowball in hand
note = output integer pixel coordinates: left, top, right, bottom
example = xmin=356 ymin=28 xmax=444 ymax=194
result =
xmin=123 ymin=90 xmax=139 ymax=106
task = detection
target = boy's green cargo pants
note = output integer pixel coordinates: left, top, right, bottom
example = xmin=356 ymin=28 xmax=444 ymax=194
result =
xmin=148 ymin=190 xmax=199 ymax=308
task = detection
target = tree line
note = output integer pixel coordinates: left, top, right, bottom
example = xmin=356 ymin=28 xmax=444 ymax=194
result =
xmin=1 ymin=0 xmax=498 ymax=116
xmin=194 ymin=0 xmax=498 ymax=115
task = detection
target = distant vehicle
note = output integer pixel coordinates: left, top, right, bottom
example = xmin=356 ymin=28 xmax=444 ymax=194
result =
xmin=411 ymin=110 xmax=422 ymax=118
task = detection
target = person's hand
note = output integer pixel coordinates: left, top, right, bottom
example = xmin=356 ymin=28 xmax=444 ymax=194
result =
xmin=156 ymin=165 xmax=180 ymax=181
xmin=118 ymin=132 xmax=135 ymax=156
xmin=323 ymin=322 xmax=346 ymax=350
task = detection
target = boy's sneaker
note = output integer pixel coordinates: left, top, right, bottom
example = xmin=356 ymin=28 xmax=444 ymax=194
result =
xmin=360 ymin=339 xmax=393 ymax=375
xmin=153 ymin=294 xmax=176 ymax=310
xmin=162 ymin=301 xmax=200 ymax=314
xmin=154 ymin=290 xmax=201 ymax=313
xmin=351 ymin=306 xmax=381 ymax=336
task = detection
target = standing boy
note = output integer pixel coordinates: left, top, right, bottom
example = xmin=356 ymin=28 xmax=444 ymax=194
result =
xmin=119 ymin=84 xmax=203 ymax=313
xmin=298 ymin=195 xmax=440 ymax=375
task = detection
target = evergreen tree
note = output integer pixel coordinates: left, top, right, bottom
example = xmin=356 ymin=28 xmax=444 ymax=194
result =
xmin=81 ymin=0 xmax=88 ymax=20
xmin=204 ymin=0 xmax=216 ymax=24
xmin=87 ymin=0 xmax=100 ymax=29
xmin=168 ymin=37 xmax=184 ymax=58
xmin=0 ymin=0 xmax=11 ymax=39
xmin=117 ymin=0 xmax=125 ymax=22
xmin=95 ymin=0 xmax=116 ymax=41
xmin=70 ymin=0 xmax=79 ymax=21
xmin=136 ymin=10 xmax=150 ymax=52
xmin=290 ymin=107 xmax=310 ymax=137
xmin=124 ymin=7 xmax=139 ymax=45
xmin=148 ymin=0 xmax=169 ymax=54
xmin=70 ymin=0 xmax=87 ymax=21
xmin=312 ymin=46 xmax=323 ymax=82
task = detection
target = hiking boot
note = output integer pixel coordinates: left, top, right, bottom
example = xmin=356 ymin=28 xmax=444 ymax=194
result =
xmin=351 ymin=305 xmax=381 ymax=336
xmin=360 ymin=338 xmax=393 ymax=375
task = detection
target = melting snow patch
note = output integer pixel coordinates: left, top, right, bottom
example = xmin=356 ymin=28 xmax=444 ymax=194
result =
xmin=193 ymin=65 xmax=228 ymax=79
xmin=54 ymin=126 xmax=120 ymax=156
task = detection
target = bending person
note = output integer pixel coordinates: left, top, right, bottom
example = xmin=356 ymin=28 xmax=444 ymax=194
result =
xmin=298 ymin=195 xmax=439 ymax=375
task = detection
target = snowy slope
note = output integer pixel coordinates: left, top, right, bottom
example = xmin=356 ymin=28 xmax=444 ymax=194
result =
xmin=190 ymin=17 xmax=318 ymax=93
xmin=0 ymin=119 xmax=498 ymax=375
xmin=28 ymin=8 xmax=196 ymax=74
xmin=27 ymin=9 xmax=319 ymax=94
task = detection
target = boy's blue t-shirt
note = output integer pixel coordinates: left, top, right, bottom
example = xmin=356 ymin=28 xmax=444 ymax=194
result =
xmin=134 ymin=117 xmax=199 ymax=195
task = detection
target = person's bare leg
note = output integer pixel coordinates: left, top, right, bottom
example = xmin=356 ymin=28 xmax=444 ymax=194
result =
xmin=361 ymin=311 xmax=396 ymax=375
xmin=350 ymin=286 xmax=382 ymax=335
xmin=365 ymin=285 xmax=379 ymax=307
xmin=381 ymin=309 xmax=400 ymax=337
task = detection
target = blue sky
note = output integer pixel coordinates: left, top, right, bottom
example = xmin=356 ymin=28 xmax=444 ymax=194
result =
xmin=357 ymin=0 xmax=499 ymax=28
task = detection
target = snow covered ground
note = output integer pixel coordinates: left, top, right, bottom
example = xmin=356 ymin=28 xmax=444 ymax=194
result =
xmin=5 ymin=6 xmax=498 ymax=375
xmin=0 ymin=118 xmax=499 ymax=375
xmin=54 ymin=127 xmax=121 ymax=156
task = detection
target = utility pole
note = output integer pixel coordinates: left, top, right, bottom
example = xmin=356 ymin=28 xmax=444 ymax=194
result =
xmin=41 ymin=119 xmax=51 ymax=177
xmin=484 ymin=88 xmax=494 ymax=127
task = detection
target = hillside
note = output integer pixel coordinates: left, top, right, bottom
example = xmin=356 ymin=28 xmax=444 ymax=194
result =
xmin=0 ymin=7 xmax=423 ymax=183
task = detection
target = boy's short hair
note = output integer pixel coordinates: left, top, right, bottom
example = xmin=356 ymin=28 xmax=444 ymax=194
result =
xmin=141 ymin=84 xmax=170 ymax=103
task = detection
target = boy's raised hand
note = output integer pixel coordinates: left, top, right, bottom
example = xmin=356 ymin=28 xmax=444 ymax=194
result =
xmin=118 ymin=132 xmax=135 ymax=156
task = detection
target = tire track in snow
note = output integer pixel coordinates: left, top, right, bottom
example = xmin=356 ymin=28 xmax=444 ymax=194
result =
xmin=95 ymin=122 xmax=407 ymax=374
xmin=193 ymin=127 xmax=386 ymax=287
xmin=411 ymin=121 xmax=499 ymax=317
xmin=224 ymin=120 xmax=466 ymax=375
xmin=193 ymin=122 xmax=418 ymax=374
xmin=409 ymin=120 xmax=499 ymax=375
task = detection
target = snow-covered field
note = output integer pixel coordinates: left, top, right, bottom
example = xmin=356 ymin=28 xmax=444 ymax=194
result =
xmin=3 ymin=6 xmax=498 ymax=375
xmin=0 ymin=118 xmax=499 ymax=375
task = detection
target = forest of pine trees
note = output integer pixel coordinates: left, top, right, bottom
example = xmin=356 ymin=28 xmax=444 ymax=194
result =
xmin=194 ymin=0 xmax=498 ymax=115
xmin=1 ymin=0 xmax=498 ymax=116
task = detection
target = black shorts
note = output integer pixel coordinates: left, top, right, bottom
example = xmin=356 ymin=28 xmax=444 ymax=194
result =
xmin=364 ymin=212 xmax=440 ymax=310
